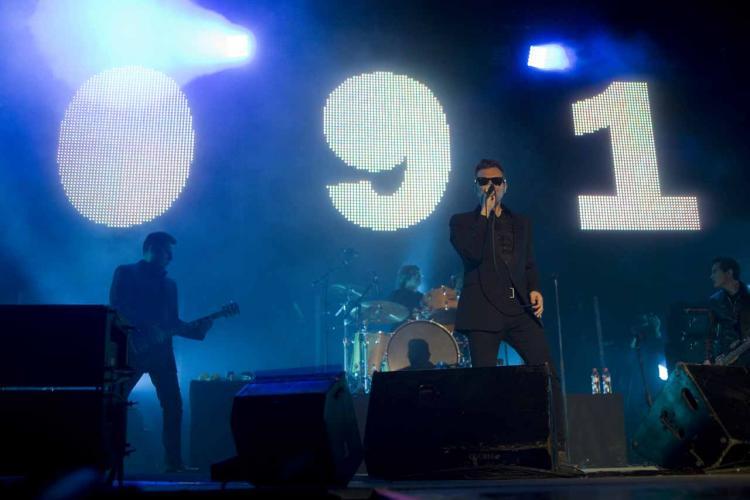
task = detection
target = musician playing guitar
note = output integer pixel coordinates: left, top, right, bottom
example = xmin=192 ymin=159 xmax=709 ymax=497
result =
xmin=707 ymin=256 xmax=750 ymax=366
xmin=110 ymin=232 xmax=220 ymax=472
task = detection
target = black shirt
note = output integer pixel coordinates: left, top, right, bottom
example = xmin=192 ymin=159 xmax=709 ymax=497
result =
xmin=485 ymin=211 xmax=524 ymax=316
xmin=387 ymin=288 xmax=424 ymax=313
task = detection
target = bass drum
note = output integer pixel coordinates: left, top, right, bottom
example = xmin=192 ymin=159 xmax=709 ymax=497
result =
xmin=385 ymin=320 xmax=459 ymax=371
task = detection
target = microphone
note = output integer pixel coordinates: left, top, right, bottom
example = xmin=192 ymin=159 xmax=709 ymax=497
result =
xmin=487 ymin=185 xmax=497 ymax=218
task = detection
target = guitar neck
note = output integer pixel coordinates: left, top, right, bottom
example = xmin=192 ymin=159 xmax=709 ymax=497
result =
xmin=184 ymin=303 xmax=238 ymax=330
xmin=195 ymin=310 xmax=225 ymax=323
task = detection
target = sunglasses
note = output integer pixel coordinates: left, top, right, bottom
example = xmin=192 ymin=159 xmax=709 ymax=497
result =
xmin=475 ymin=177 xmax=506 ymax=186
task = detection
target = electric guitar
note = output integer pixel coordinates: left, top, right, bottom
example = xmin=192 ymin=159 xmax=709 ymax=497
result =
xmin=130 ymin=302 xmax=240 ymax=356
xmin=715 ymin=337 xmax=750 ymax=366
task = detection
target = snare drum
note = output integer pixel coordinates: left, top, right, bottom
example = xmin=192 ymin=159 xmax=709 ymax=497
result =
xmin=385 ymin=320 xmax=459 ymax=371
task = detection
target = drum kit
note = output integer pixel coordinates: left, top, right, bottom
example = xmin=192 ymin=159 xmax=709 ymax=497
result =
xmin=334 ymin=284 xmax=470 ymax=394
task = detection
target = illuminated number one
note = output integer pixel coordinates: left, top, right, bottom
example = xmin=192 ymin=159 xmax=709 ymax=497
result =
xmin=572 ymin=82 xmax=700 ymax=230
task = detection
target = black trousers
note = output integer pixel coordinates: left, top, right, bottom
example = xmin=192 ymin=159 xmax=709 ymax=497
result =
xmin=124 ymin=367 xmax=184 ymax=469
xmin=464 ymin=313 xmax=566 ymax=448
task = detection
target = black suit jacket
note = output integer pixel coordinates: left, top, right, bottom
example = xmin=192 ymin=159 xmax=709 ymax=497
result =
xmin=449 ymin=206 xmax=541 ymax=331
xmin=708 ymin=283 xmax=750 ymax=356
xmin=110 ymin=260 xmax=185 ymax=371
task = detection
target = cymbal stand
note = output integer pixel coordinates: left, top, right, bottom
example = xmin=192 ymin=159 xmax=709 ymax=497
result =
xmin=311 ymin=249 xmax=357 ymax=367
xmin=349 ymin=275 xmax=379 ymax=393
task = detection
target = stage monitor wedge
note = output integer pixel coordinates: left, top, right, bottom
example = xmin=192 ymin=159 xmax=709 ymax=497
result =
xmin=633 ymin=363 xmax=750 ymax=469
xmin=223 ymin=369 xmax=362 ymax=486
xmin=364 ymin=366 xmax=554 ymax=479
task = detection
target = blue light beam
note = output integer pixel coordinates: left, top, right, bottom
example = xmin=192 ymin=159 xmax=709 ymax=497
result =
xmin=29 ymin=0 xmax=256 ymax=88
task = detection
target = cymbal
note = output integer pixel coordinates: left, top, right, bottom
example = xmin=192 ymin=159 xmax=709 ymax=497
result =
xmin=328 ymin=283 xmax=364 ymax=299
xmin=354 ymin=300 xmax=409 ymax=324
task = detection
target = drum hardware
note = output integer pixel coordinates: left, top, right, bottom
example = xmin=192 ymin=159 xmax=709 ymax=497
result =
xmin=346 ymin=299 xmax=405 ymax=394
xmin=423 ymin=285 xmax=459 ymax=325
xmin=350 ymin=326 xmax=389 ymax=393
xmin=344 ymin=284 xmax=469 ymax=393
xmin=329 ymin=283 xmax=364 ymax=303
xmin=311 ymin=249 xmax=363 ymax=368
xmin=341 ymin=276 xmax=383 ymax=393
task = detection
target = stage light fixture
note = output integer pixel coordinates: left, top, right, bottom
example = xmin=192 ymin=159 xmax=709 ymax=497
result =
xmin=221 ymin=34 xmax=253 ymax=59
xmin=528 ymin=44 xmax=575 ymax=71
xmin=57 ymin=67 xmax=194 ymax=228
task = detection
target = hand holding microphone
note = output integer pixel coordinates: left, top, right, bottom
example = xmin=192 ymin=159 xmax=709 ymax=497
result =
xmin=481 ymin=185 xmax=498 ymax=217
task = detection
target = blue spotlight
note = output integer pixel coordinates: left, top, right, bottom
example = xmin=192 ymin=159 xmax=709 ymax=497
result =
xmin=29 ymin=0 xmax=255 ymax=88
xmin=527 ymin=43 xmax=575 ymax=72
xmin=658 ymin=363 xmax=669 ymax=381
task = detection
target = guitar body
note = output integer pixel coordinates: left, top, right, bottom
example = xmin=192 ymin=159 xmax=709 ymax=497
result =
xmin=128 ymin=302 xmax=240 ymax=363
xmin=715 ymin=337 xmax=750 ymax=366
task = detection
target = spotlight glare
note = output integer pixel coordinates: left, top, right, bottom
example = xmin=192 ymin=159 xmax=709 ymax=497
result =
xmin=223 ymin=34 xmax=252 ymax=59
xmin=528 ymin=44 xmax=575 ymax=71
xmin=658 ymin=363 xmax=669 ymax=381
xmin=29 ymin=0 xmax=255 ymax=88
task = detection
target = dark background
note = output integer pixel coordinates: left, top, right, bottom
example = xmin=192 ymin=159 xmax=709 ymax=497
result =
xmin=1 ymin=0 xmax=748 ymax=448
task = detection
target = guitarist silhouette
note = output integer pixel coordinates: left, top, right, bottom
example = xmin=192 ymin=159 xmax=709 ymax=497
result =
xmin=110 ymin=232 xmax=235 ymax=472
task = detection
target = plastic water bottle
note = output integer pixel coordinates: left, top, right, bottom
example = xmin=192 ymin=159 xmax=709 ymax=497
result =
xmin=602 ymin=368 xmax=612 ymax=394
xmin=591 ymin=368 xmax=601 ymax=395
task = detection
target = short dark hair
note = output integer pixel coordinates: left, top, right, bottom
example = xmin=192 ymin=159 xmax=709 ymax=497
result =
xmin=396 ymin=264 xmax=421 ymax=289
xmin=474 ymin=158 xmax=505 ymax=176
xmin=713 ymin=257 xmax=741 ymax=280
xmin=143 ymin=232 xmax=176 ymax=253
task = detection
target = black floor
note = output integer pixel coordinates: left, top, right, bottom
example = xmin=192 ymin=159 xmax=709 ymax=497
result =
xmin=5 ymin=467 xmax=750 ymax=499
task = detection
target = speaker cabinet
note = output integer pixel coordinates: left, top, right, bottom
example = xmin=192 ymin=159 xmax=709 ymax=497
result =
xmin=364 ymin=366 xmax=554 ymax=479
xmin=633 ymin=363 xmax=750 ymax=469
xmin=222 ymin=369 xmax=362 ymax=486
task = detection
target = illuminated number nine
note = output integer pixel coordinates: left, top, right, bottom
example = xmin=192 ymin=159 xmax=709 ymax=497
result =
xmin=324 ymin=72 xmax=451 ymax=231
xmin=573 ymin=82 xmax=700 ymax=230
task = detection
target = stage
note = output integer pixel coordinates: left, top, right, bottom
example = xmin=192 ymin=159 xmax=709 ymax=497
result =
xmin=2 ymin=1 xmax=750 ymax=498
xmin=5 ymin=468 xmax=750 ymax=499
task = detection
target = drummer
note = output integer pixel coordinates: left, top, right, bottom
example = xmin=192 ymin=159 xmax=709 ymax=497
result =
xmin=386 ymin=264 xmax=425 ymax=319
xmin=363 ymin=265 xmax=424 ymax=333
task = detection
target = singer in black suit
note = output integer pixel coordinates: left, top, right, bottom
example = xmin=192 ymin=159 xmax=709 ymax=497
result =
xmin=449 ymin=158 xmax=565 ymax=448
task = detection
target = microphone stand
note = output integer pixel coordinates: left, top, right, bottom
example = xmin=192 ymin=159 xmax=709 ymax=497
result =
xmin=552 ymin=274 xmax=570 ymax=455
xmin=311 ymin=251 xmax=354 ymax=367
xmin=632 ymin=329 xmax=653 ymax=408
